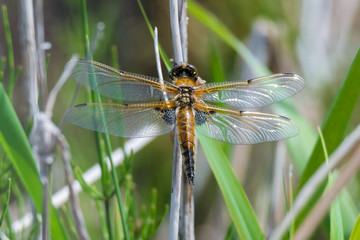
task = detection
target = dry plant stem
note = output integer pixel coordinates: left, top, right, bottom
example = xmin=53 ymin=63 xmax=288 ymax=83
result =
xmin=178 ymin=1 xmax=195 ymax=239
xmin=294 ymin=146 xmax=360 ymax=240
xmin=270 ymin=124 xmax=360 ymax=240
xmin=179 ymin=0 xmax=188 ymax=62
xmin=180 ymin=176 xmax=194 ymax=240
xmin=46 ymin=55 xmax=79 ymax=118
xmin=169 ymin=0 xmax=186 ymax=239
xmin=268 ymin=141 xmax=287 ymax=234
xmin=19 ymin=0 xmax=38 ymax=121
xmin=58 ymin=135 xmax=90 ymax=240
xmin=170 ymin=132 xmax=183 ymax=240
xmin=170 ymin=0 xmax=184 ymax=63
xmin=34 ymin=0 xmax=47 ymax=109
xmin=19 ymin=0 xmax=44 ymax=238
xmin=154 ymin=27 xmax=168 ymax=102
xmin=12 ymin=138 xmax=155 ymax=233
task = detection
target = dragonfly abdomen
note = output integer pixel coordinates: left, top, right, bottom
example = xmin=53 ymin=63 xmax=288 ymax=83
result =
xmin=176 ymin=107 xmax=196 ymax=185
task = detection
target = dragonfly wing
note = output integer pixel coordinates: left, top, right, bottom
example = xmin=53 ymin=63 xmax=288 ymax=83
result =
xmin=65 ymin=102 xmax=176 ymax=138
xmin=197 ymin=73 xmax=305 ymax=109
xmin=69 ymin=59 xmax=178 ymax=102
xmin=195 ymin=103 xmax=299 ymax=144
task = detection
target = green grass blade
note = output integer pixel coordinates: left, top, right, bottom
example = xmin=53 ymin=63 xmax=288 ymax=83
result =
xmin=198 ymin=135 xmax=264 ymax=240
xmin=0 ymin=83 xmax=41 ymax=209
xmin=289 ymin=47 xmax=360 ymax=236
xmin=0 ymin=83 xmax=66 ymax=239
xmin=137 ymin=0 xmax=172 ymax=71
xmin=330 ymin=187 xmax=344 ymax=240
xmin=0 ymin=178 xmax=11 ymax=227
xmin=350 ymin=214 xmax=360 ymax=240
xmin=209 ymin=40 xmax=225 ymax=83
xmin=80 ymin=1 xmax=129 ymax=239
xmin=318 ymin=127 xmax=344 ymax=240
xmin=297 ymin=46 xmax=360 ymax=190
xmin=188 ymin=0 xmax=269 ymax=76
xmin=1 ymin=5 xmax=15 ymax=97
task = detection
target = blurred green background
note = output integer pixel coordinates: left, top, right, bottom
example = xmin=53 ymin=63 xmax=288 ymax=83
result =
xmin=1 ymin=0 xmax=360 ymax=239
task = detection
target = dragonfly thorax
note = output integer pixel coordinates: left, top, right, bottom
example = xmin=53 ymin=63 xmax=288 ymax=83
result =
xmin=176 ymin=86 xmax=195 ymax=108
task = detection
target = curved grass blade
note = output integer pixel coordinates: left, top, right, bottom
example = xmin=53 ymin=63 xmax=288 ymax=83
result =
xmin=0 ymin=83 xmax=66 ymax=239
xmin=137 ymin=0 xmax=172 ymax=71
xmin=198 ymin=134 xmax=264 ymax=240
xmin=188 ymin=0 xmax=269 ymax=76
xmin=290 ymin=46 xmax=360 ymax=235
xmin=319 ymin=127 xmax=344 ymax=240
xmin=350 ymin=214 xmax=360 ymax=240
xmin=298 ymin=46 xmax=360 ymax=189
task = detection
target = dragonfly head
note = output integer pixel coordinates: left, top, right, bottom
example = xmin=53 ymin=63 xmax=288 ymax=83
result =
xmin=169 ymin=63 xmax=199 ymax=81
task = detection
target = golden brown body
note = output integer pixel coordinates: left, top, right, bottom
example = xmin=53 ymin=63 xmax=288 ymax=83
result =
xmin=176 ymin=107 xmax=196 ymax=184
xmin=172 ymin=65 xmax=199 ymax=185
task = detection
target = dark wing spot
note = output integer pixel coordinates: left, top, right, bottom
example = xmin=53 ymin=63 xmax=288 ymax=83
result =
xmin=158 ymin=108 xmax=176 ymax=125
xmin=123 ymin=103 xmax=129 ymax=107
xmin=209 ymin=110 xmax=215 ymax=115
xmin=75 ymin=103 xmax=88 ymax=107
xmin=239 ymin=110 xmax=244 ymax=114
xmin=247 ymin=79 xmax=253 ymax=84
xmin=119 ymin=70 xmax=125 ymax=75
xmin=279 ymin=115 xmax=291 ymax=121
xmin=195 ymin=109 xmax=208 ymax=125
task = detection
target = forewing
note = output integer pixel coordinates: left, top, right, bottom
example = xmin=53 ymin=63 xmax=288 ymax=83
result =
xmin=65 ymin=102 xmax=176 ymax=138
xmin=196 ymin=73 xmax=305 ymax=109
xmin=69 ymin=59 xmax=178 ymax=101
xmin=195 ymin=103 xmax=299 ymax=144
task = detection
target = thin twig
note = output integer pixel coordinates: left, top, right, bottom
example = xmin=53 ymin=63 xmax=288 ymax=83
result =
xmin=19 ymin=0 xmax=43 ymax=238
xmin=34 ymin=0 xmax=47 ymax=110
xmin=58 ymin=134 xmax=90 ymax=240
xmin=154 ymin=27 xmax=168 ymax=102
xmin=293 ymin=146 xmax=360 ymax=240
xmin=45 ymin=55 xmax=78 ymax=117
xmin=270 ymin=124 xmax=360 ymax=240
xmin=170 ymin=0 xmax=184 ymax=63
xmin=178 ymin=1 xmax=195 ymax=238
xmin=180 ymin=176 xmax=194 ymax=240
xmin=12 ymin=137 xmax=155 ymax=233
xmin=268 ymin=141 xmax=287 ymax=235
xmin=179 ymin=0 xmax=188 ymax=62
xmin=169 ymin=0 xmax=186 ymax=239
xmin=169 ymin=132 xmax=183 ymax=240
xmin=19 ymin=0 xmax=38 ymax=121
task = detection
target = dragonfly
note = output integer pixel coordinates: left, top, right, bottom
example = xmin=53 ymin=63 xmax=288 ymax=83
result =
xmin=65 ymin=59 xmax=305 ymax=185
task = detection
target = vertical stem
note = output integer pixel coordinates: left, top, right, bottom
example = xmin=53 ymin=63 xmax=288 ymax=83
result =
xmin=179 ymin=0 xmax=188 ymax=62
xmin=169 ymin=131 xmax=182 ymax=240
xmin=80 ymin=1 xmax=129 ymax=239
xmin=178 ymin=1 xmax=195 ymax=239
xmin=59 ymin=135 xmax=90 ymax=240
xmin=19 ymin=0 xmax=43 ymax=239
xmin=34 ymin=0 xmax=47 ymax=110
xmin=169 ymin=0 xmax=184 ymax=64
xmin=180 ymin=176 xmax=194 ymax=240
xmin=19 ymin=0 xmax=38 ymax=121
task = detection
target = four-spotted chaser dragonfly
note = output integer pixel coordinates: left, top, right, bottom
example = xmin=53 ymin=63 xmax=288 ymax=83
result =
xmin=65 ymin=59 xmax=305 ymax=185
